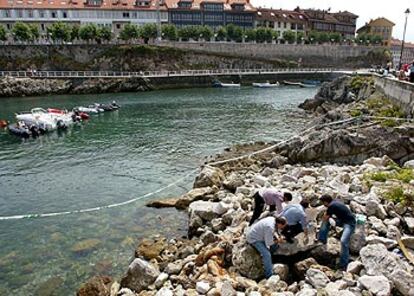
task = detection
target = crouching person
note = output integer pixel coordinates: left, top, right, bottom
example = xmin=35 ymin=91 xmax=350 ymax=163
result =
xmin=279 ymin=199 xmax=310 ymax=243
xmin=247 ymin=216 xmax=287 ymax=278
xmin=318 ymin=194 xmax=356 ymax=270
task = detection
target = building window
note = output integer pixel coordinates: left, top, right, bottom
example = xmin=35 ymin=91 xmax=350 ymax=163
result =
xmin=62 ymin=11 xmax=67 ymax=18
xmin=41 ymin=23 xmax=45 ymax=30
xmin=116 ymin=24 xmax=121 ymax=29
xmin=4 ymin=9 xmax=11 ymax=17
xmin=38 ymin=10 xmax=45 ymax=18
xmin=7 ymin=24 xmax=11 ymax=30
xmin=86 ymin=0 xmax=102 ymax=5
xmin=178 ymin=1 xmax=191 ymax=8
xmin=203 ymin=3 xmax=223 ymax=11
xmin=28 ymin=10 xmax=34 ymax=17
xmin=122 ymin=12 xmax=129 ymax=18
xmin=51 ymin=11 xmax=57 ymax=18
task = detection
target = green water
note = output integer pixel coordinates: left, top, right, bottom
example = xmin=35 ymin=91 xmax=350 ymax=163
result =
xmin=0 ymin=86 xmax=317 ymax=295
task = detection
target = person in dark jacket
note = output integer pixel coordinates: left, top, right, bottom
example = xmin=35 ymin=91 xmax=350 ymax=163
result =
xmin=318 ymin=194 xmax=356 ymax=270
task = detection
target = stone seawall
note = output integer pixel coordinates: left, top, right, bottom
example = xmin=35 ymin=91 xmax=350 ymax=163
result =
xmin=373 ymin=76 xmax=414 ymax=116
xmin=159 ymin=42 xmax=386 ymax=68
xmin=0 ymin=72 xmax=345 ymax=97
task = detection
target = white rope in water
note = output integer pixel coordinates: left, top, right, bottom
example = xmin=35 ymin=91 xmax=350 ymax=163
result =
xmin=0 ymin=115 xmax=411 ymax=221
xmin=0 ymin=168 xmax=199 ymax=221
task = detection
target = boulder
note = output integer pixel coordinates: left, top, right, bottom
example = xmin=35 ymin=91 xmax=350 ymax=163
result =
xmin=154 ymin=273 xmax=169 ymax=289
xmin=360 ymin=244 xmax=414 ymax=296
xmin=405 ymin=217 xmax=414 ymax=234
xmin=135 ymin=238 xmax=167 ymax=260
xmin=346 ymin=261 xmax=363 ymax=274
xmin=196 ymin=281 xmax=211 ymax=294
xmin=294 ymin=258 xmax=318 ymax=279
xmin=403 ymin=160 xmax=414 ymax=168
xmin=77 ymin=276 xmax=112 ymax=296
xmin=305 ymin=268 xmax=330 ymax=289
xmin=274 ymin=233 xmax=319 ymax=256
xmin=295 ymin=289 xmax=317 ymax=296
xmin=176 ymin=187 xmax=215 ymax=209
xmin=220 ymin=281 xmax=237 ymax=296
xmin=120 ymin=258 xmax=160 ymax=293
xmin=71 ymin=239 xmax=101 ymax=255
xmin=194 ymin=166 xmax=224 ymax=188
xmin=146 ymin=198 xmax=179 ymax=208
xmin=358 ymin=275 xmax=392 ymax=296
xmin=189 ymin=201 xmax=229 ymax=221
xmin=268 ymin=155 xmax=288 ymax=169
xmin=223 ymin=173 xmax=244 ymax=192
xmin=272 ymin=264 xmax=289 ymax=281
xmin=366 ymin=235 xmax=397 ymax=249
xmin=401 ymin=236 xmax=414 ymax=250
xmin=232 ymin=242 xmax=264 ymax=280
xmin=309 ymin=238 xmax=341 ymax=266
xmin=156 ymin=287 xmax=174 ymax=296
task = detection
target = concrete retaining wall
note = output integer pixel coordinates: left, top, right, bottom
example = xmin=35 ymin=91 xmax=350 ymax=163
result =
xmin=159 ymin=42 xmax=381 ymax=67
xmin=374 ymin=76 xmax=414 ymax=115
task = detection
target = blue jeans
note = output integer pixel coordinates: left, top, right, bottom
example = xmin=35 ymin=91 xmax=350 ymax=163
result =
xmin=318 ymin=221 xmax=355 ymax=269
xmin=251 ymin=241 xmax=278 ymax=279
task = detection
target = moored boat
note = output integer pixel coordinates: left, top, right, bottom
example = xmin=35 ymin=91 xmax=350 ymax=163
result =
xmin=213 ymin=81 xmax=241 ymax=88
xmin=8 ymin=123 xmax=31 ymax=138
xmin=16 ymin=108 xmax=58 ymax=131
xmin=252 ymin=82 xmax=280 ymax=88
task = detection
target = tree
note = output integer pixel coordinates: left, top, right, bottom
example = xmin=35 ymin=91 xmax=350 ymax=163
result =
xmin=318 ymin=32 xmax=330 ymax=43
xmin=225 ymin=24 xmax=242 ymax=42
xmin=244 ymin=28 xmax=256 ymax=42
xmin=12 ymin=22 xmax=31 ymax=42
xmin=356 ymin=33 xmax=368 ymax=45
xmin=119 ymin=23 xmax=140 ymax=42
xmin=161 ymin=24 xmax=177 ymax=41
xmin=140 ymin=23 xmax=157 ymax=40
xmin=308 ymin=31 xmax=319 ymax=44
xmin=28 ymin=24 xmax=39 ymax=41
xmin=255 ymin=27 xmax=272 ymax=43
xmin=329 ymin=32 xmax=342 ymax=43
xmin=296 ymin=32 xmax=304 ymax=43
xmin=370 ymin=34 xmax=383 ymax=45
xmin=79 ymin=23 xmax=99 ymax=42
xmin=70 ymin=25 xmax=80 ymax=41
xmin=216 ymin=26 xmax=227 ymax=41
xmin=177 ymin=26 xmax=200 ymax=41
xmin=282 ymin=30 xmax=296 ymax=44
xmin=47 ymin=22 xmax=71 ymax=42
xmin=0 ymin=25 xmax=6 ymax=41
xmin=199 ymin=26 xmax=213 ymax=41
xmin=98 ymin=26 xmax=112 ymax=42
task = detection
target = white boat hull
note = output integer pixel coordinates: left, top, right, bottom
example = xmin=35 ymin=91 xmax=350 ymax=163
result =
xmin=252 ymin=82 xmax=280 ymax=88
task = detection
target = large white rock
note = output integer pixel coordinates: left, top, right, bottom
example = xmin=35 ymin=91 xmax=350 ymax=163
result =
xmin=196 ymin=281 xmax=211 ymax=294
xmin=232 ymin=242 xmax=264 ymax=280
xmin=154 ymin=273 xmax=169 ymax=289
xmin=305 ymin=268 xmax=330 ymax=289
xmin=156 ymin=287 xmax=174 ymax=296
xmin=120 ymin=258 xmax=160 ymax=293
xmin=403 ymin=159 xmax=414 ymax=168
xmin=360 ymin=244 xmax=414 ymax=296
xmin=405 ymin=217 xmax=414 ymax=234
xmin=346 ymin=261 xmax=363 ymax=274
xmin=272 ymin=264 xmax=289 ymax=281
xmin=358 ymin=275 xmax=392 ymax=296
xmin=189 ymin=201 xmax=227 ymax=221
xmin=295 ymin=288 xmax=317 ymax=296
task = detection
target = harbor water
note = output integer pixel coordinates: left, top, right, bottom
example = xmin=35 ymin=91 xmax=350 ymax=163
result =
xmin=0 ymin=86 xmax=317 ymax=295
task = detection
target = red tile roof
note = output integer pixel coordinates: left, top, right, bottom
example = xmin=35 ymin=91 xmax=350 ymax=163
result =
xmin=255 ymin=8 xmax=307 ymax=23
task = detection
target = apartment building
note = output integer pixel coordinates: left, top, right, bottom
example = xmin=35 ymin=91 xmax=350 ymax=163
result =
xmin=255 ymin=8 xmax=307 ymax=38
xmin=390 ymin=38 xmax=414 ymax=67
xmin=357 ymin=17 xmax=395 ymax=47
xmin=166 ymin=0 xmax=255 ymax=29
xmin=0 ymin=0 xmax=168 ymax=35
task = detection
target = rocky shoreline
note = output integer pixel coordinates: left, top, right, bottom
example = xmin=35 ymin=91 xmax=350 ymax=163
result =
xmin=77 ymin=76 xmax=414 ymax=296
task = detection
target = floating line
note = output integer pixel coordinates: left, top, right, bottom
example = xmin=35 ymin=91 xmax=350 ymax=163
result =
xmin=0 ymin=169 xmax=199 ymax=221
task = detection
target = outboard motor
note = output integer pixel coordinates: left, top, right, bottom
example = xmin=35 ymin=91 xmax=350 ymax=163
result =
xmin=29 ymin=125 xmax=40 ymax=138
xmin=57 ymin=120 xmax=67 ymax=130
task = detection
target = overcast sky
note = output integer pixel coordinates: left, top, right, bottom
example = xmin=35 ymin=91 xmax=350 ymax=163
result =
xmin=251 ymin=0 xmax=414 ymax=42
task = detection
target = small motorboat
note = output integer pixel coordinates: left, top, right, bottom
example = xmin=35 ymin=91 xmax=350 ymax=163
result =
xmin=283 ymin=80 xmax=303 ymax=87
xmin=299 ymin=83 xmax=317 ymax=88
xmin=213 ymin=81 xmax=241 ymax=88
xmin=76 ymin=106 xmax=100 ymax=114
xmin=16 ymin=108 xmax=58 ymax=131
xmin=252 ymin=81 xmax=280 ymax=88
xmin=47 ymin=108 xmax=76 ymax=126
xmin=8 ymin=122 xmax=31 ymax=138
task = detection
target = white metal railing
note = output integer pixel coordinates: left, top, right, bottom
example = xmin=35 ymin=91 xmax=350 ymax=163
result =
xmin=0 ymin=68 xmax=353 ymax=79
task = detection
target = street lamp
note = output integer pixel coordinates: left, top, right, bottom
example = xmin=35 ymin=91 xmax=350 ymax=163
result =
xmin=399 ymin=8 xmax=410 ymax=70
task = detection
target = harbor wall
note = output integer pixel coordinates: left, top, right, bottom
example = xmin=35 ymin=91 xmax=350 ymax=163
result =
xmin=373 ymin=76 xmax=414 ymax=116
xmin=0 ymin=71 xmax=347 ymax=98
